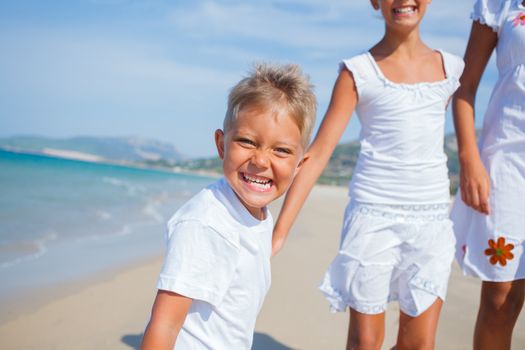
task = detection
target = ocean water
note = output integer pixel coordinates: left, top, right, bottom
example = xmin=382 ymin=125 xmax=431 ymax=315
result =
xmin=0 ymin=149 xmax=215 ymax=298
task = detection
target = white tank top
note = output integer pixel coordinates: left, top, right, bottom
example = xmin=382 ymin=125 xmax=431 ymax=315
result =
xmin=343 ymin=50 xmax=464 ymax=204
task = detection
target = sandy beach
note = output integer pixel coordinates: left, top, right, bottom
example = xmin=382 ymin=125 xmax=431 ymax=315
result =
xmin=1 ymin=185 xmax=524 ymax=349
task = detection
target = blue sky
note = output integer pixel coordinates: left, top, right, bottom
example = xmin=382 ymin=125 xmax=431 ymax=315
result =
xmin=0 ymin=0 xmax=497 ymax=158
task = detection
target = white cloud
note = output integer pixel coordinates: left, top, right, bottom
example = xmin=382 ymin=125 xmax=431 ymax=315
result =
xmin=0 ymin=27 xmax=237 ymax=100
xmin=167 ymin=1 xmax=378 ymax=51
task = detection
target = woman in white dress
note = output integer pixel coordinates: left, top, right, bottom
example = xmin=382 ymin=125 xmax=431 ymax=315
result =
xmin=451 ymin=0 xmax=525 ymax=348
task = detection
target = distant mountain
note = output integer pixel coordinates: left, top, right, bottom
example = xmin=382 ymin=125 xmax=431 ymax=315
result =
xmin=0 ymin=135 xmax=185 ymax=163
xmin=318 ymin=139 xmax=360 ymax=186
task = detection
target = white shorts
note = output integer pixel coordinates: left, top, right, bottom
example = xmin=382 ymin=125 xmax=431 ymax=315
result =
xmin=319 ymin=201 xmax=455 ymax=317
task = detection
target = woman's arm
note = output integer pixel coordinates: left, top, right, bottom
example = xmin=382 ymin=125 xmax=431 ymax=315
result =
xmin=272 ymin=69 xmax=358 ymax=255
xmin=453 ymin=21 xmax=497 ymax=215
xmin=141 ymin=290 xmax=192 ymax=350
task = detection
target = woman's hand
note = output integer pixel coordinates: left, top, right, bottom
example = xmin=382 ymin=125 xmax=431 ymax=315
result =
xmin=452 ymin=21 xmax=497 ymax=217
xmin=459 ymin=155 xmax=491 ymax=215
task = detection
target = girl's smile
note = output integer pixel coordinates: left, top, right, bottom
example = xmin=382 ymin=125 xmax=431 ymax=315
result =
xmin=392 ymin=5 xmax=417 ymax=17
xmin=373 ymin=0 xmax=430 ymax=28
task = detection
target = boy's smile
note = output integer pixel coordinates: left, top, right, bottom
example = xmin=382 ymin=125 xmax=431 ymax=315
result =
xmin=215 ymin=106 xmax=306 ymax=220
xmin=241 ymin=173 xmax=272 ymax=192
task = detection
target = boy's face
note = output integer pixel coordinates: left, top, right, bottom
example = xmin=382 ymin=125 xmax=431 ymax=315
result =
xmin=215 ymin=106 xmax=306 ymax=219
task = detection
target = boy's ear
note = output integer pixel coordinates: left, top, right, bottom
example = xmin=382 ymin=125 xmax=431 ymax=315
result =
xmin=370 ymin=0 xmax=380 ymax=10
xmin=214 ymin=129 xmax=225 ymax=160
xmin=294 ymin=152 xmax=310 ymax=177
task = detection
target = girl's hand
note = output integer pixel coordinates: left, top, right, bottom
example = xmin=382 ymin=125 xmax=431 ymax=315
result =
xmin=459 ymin=155 xmax=490 ymax=215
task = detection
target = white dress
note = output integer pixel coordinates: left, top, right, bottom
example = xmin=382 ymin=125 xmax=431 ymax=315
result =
xmin=319 ymin=50 xmax=464 ymax=317
xmin=451 ymin=0 xmax=525 ymax=282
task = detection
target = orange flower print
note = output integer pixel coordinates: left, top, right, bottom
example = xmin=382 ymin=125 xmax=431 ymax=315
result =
xmin=484 ymin=237 xmax=514 ymax=266
xmin=513 ymin=12 xmax=525 ymax=27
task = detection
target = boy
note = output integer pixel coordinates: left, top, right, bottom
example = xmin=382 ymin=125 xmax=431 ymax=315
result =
xmin=141 ymin=63 xmax=316 ymax=349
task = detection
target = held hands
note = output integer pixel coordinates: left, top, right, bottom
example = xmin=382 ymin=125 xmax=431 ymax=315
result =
xmin=459 ymin=155 xmax=491 ymax=215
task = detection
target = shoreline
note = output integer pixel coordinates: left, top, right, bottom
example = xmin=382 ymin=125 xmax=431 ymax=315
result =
xmin=0 ymin=147 xmax=221 ymax=180
xmin=0 ymin=185 xmax=344 ymax=326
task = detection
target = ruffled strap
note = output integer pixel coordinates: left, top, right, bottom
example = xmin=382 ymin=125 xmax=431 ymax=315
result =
xmin=440 ymin=50 xmax=465 ymax=83
xmin=339 ymin=53 xmax=375 ymax=97
xmin=437 ymin=50 xmax=464 ymax=96
xmin=471 ymin=0 xmax=510 ymax=32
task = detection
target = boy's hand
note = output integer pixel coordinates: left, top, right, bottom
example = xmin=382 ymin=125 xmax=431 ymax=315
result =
xmin=459 ymin=156 xmax=490 ymax=215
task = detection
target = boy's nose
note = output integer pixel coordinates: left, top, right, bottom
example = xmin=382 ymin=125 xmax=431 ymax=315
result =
xmin=251 ymin=150 xmax=270 ymax=168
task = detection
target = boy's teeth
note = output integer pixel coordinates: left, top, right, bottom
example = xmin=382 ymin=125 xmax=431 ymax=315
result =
xmin=243 ymin=174 xmax=272 ymax=188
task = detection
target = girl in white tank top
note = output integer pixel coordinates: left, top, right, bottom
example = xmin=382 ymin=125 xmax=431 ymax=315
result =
xmin=273 ymin=1 xmax=464 ymax=348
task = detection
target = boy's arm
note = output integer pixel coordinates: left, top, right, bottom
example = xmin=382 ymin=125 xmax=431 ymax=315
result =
xmin=141 ymin=290 xmax=192 ymax=350
xmin=272 ymin=68 xmax=357 ymax=256
xmin=452 ymin=21 xmax=497 ymax=215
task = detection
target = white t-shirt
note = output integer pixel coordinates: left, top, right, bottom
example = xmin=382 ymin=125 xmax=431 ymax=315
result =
xmin=341 ymin=50 xmax=464 ymax=204
xmin=157 ymin=178 xmax=273 ymax=349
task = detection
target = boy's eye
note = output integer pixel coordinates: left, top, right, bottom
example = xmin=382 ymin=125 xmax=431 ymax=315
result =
xmin=236 ymin=137 xmax=256 ymax=147
xmin=275 ymin=147 xmax=292 ymax=155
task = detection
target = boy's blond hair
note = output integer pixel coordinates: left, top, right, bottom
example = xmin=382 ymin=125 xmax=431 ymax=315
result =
xmin=224 ymin=63 xmax=317 ymax=148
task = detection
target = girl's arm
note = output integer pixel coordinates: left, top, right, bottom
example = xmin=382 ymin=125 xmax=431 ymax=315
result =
xmin=453 ymin=21 xmax=497 ymax=215
xmin=272 ymin=68 xmax=358 ymax=255
xmin=141 ymin=290 xmax=192 ymax=350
